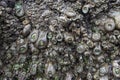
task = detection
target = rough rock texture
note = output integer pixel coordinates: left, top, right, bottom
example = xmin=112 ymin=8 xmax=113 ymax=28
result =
xmin=0 ymin=0 xmax=120 ymax=80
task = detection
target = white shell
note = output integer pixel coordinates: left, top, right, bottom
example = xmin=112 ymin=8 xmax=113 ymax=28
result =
xmin=64 ymin=32 xmax=74 ymax=43
xmin=77 ymin=43 xmax=87 ymax=53
xmin=92 ymin=32 xmax=101 ymax=41
xmin=82 ymin=5 xmax=89 ymax=14
xmin=104 ymin=19 xmax=115 ymax=31
xmin=99 ymin=65 xmax=108 ymax=75
xmin=93 ymin=44 xmax=101 ymax=55
xmin=62 ymin=7 xmax=76 ymax=17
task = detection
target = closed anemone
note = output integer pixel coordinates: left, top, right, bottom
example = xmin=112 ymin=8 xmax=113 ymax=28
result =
xmin=82 ymin=5 xmax=89 ymax=14
xmin=47 ymin=32 xmax=53 ymax=39
xmin=104 ymin=19 xmax=115 ymax=31
xmin=15 ymin=3 xmax=24 ymax=17
xmin=19 ymin=46 xmax=27 ymax=53
xmin=29 ymin=30 xmax=39 ymax=43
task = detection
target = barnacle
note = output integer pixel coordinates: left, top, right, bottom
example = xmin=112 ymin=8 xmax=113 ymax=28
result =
xmin=0 ymin=0 xmax=120 ymax=79
xmin=82 ymin=4 xmax=90 ymax=14
xmin=104 ymin=18 xmax=115 ymax=31
xmin=92 ymin=32 xmax=101 ymax=41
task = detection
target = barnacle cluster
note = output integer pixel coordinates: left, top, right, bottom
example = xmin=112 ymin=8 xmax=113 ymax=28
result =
xmin=0 ymin=0 xmax=120 ymax=80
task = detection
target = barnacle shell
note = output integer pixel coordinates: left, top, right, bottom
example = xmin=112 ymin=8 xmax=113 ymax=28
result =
xmin=82 ymin=4 xmax=90 ymax=14
xmin=22 ymin=19 xmax=30 ymax=25
xmin=109 ymin=35 xmax=118 ymax=44
xmin=93 ymin=44 xmax=102 ymax=55
xmin=56 ymin=32 xmax=63 ymax=42
xmin=99 ymin=64 xmax=108 ymax=76
xmin=92 ymin=32 xmax=101 ymax=41
xmin=113 ymin=30 xmax=120 ymax=36
xmin=77 ymin=42 xmax=87 ymax=53
xmin=62 ymin=7 xmax=76 ymax=17
xmin=86 ymin=40 xmax=94 ymax=48
xmin=15 ymin=3 xmax=24 ymax=17
xmin=114 ymin=12 xmax=120 ymax=29
xmin=87 ymin=72 xmax=92 ymax=80
xmin=47 ymin=32 xmax=53 ymax=39
xmin=117 ymin=35 xmax=120 ymax=41
xmin=1 ymin=0 xmax=120 ymax=79
xmin=97 ymin=55 xmax=105 ymax=63
xmin=104 ymin=18 xmax=115 ymax=31
xmin=64 ymin=32 xmax=74 ymax=43
xmin=112 ymin=60 xmax=120 ymax=77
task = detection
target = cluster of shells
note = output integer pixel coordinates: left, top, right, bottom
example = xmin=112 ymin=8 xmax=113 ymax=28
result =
xmin=0 ymin=0 xmax=120 ymax=80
